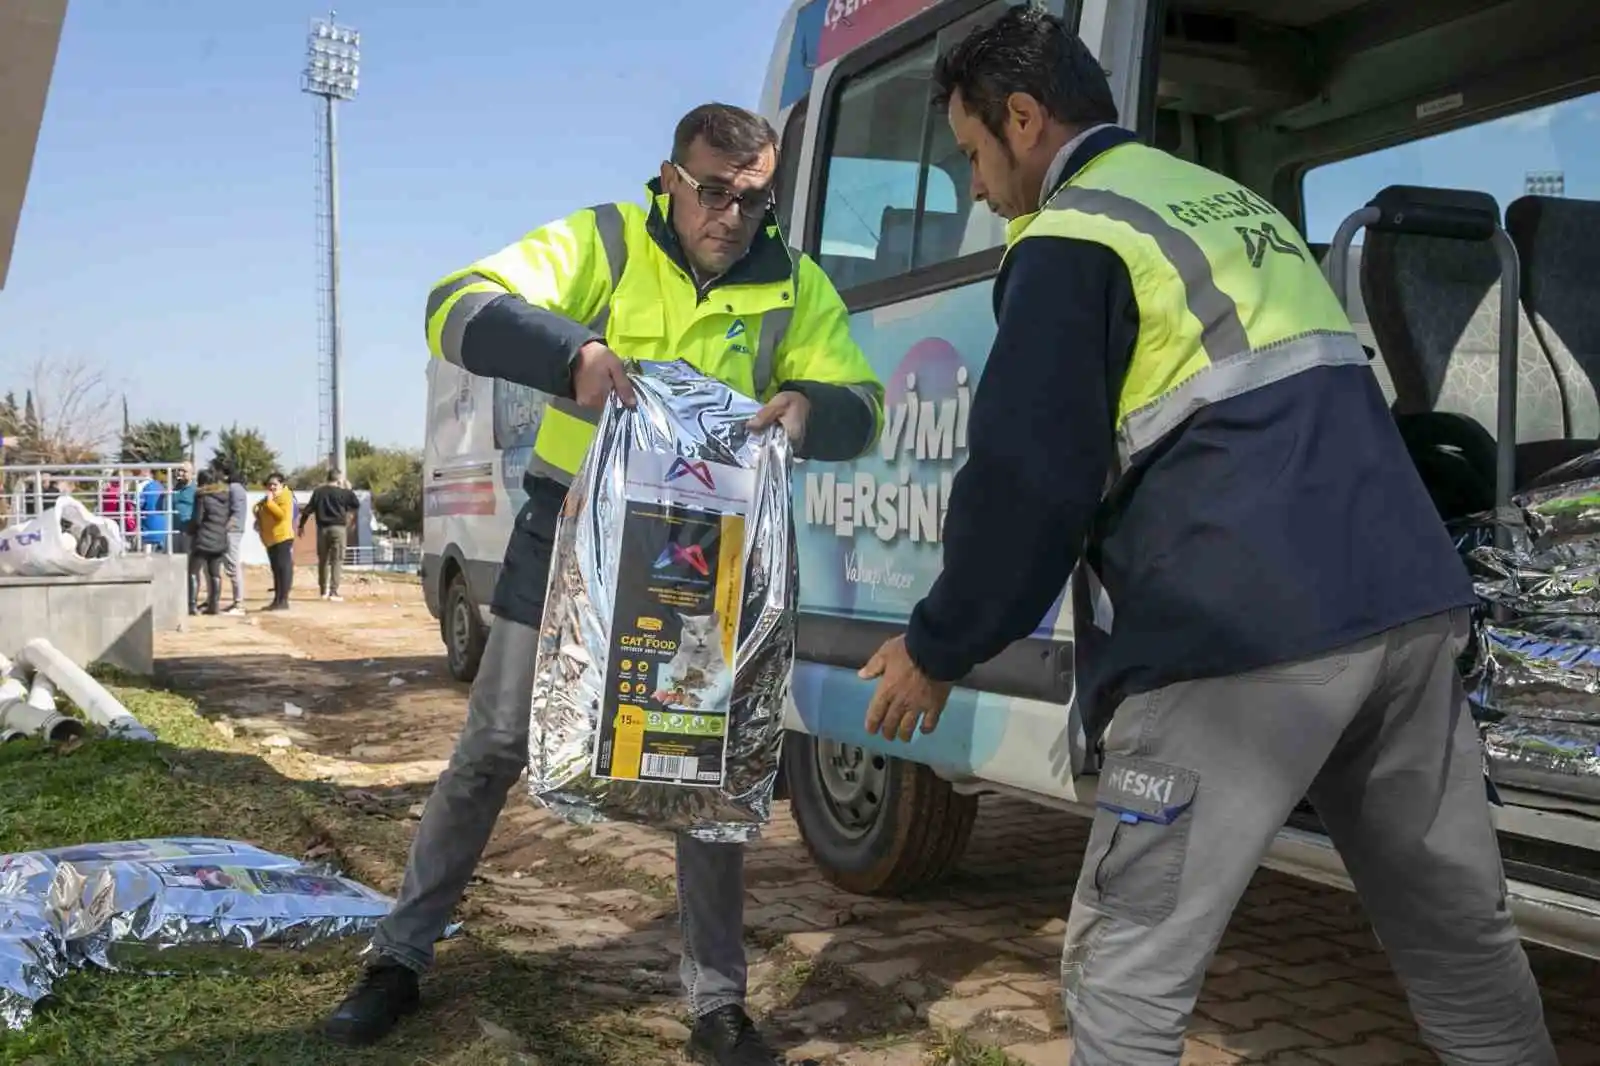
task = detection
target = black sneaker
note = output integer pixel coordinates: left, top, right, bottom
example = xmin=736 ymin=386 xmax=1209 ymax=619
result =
xmin=322 ymin=960 xmax=420 ymax=1047
xmin=686 ymin=1005 xmax=811 ymax=1066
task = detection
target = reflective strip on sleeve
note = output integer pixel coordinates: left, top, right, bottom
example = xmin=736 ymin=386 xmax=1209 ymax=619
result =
xmin=847 ymin=381 xmax=884 ymax=419
xmin=426 ymin=273 xmax=506 ymax=365
xmin=587 ymin=202 xmax=627 ymax=336
xmin=752 ymin=306 xmax=794 ymax=397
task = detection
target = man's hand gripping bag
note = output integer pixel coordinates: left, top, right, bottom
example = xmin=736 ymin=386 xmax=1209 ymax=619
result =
xmin=527 ymin=360 xmax=797 ymax=843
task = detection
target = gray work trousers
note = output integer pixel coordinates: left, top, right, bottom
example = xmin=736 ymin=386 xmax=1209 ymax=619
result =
xmin=1062 ymin=608 xmax=1556 ymax=1066
xmin=222 ymin=531 xmax=245 ymax=606
xmin=370 ymin=618 xmax=750 ymax=1017
xmin=317 ymin=525 xmax=347 ymax=595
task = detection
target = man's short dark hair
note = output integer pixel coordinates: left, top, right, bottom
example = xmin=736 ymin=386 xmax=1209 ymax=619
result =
xmin=933 ymin=6 xmax=1118 ymax=140
xmin=671 ymin=103 xmax=778 ymax=167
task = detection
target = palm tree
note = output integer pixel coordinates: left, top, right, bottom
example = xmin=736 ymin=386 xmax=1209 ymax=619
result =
xmin=185 ymin=423 xmax=210 ymax=467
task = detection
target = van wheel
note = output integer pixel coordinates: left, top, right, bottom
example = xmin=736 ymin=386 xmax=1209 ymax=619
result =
xmin=784 ymin=732 xmax=978 ymax=896
xmin=443 ymin=572 xmax=486 ymax=683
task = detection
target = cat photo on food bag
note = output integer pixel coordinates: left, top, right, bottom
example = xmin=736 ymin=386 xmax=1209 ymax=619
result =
xmin=653 ymin=610 xmax=729 ymax=711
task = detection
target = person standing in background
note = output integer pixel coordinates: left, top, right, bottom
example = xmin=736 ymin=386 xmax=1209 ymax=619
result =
xmin=171 ymin=464 xmax=197 ymax=606
xmin=220 ymin=463 xmax=249 ymax=614
xmin=137 ymin=469 xmax=170 ymax=552
xmin=298 ymin=468 xmax=360 ymax=601
xmin=184 ymin=470 xmax=231 ymax=615
xmin=254 ymin=472 xmax=296 ymax=611
xmin=171 ymin=464 xmax=196 ymax=551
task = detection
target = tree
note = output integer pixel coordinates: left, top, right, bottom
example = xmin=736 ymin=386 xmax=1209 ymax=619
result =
xmin=119 ymin=419 xmax=186 ymax=464
xmin=347 ymin=446 xmax=423 ymax=535
xmin=184 ymin=423 xmax=210 ymax=466
xmin=286 ymin=465 xmax=324 ymax=491
xmin=210 ymin=424 xmax=279 ymax=486
xmin=0 ymin=357 xmax=120 ymax=463
xmin=345 ymin=436 xmax=375 ymax=462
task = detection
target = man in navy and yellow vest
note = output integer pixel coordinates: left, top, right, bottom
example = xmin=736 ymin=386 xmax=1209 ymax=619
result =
xmin=858 ymin=9 xmax=1554 ymax=1066
xmin=324 ymin=103 xmax=882 ymax=1066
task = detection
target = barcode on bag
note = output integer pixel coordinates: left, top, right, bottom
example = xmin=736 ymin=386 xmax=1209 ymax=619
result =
xmin=642 ymin=754 xmax=699 ymax=780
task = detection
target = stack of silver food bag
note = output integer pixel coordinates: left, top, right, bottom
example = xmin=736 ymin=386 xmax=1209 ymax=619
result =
xmin=1458 ymin=448 xmax=1600 ymax=802
xmin=527 ymin=359 xmax=797 ymax=843
xmin=1 ymin=837 xmax=393 ymax=1030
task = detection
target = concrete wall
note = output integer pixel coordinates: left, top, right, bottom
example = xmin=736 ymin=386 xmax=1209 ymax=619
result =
xmin=149 ymin=551 xmax=187 ymax=631
xmin=236 ymin=490 xmax=374 ymax=568
xmin=0 ymin=557 xmax=156 ymax=674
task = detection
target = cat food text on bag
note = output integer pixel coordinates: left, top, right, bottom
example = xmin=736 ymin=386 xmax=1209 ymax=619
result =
xmin=592 ymin=452 xmax=753 ymax=788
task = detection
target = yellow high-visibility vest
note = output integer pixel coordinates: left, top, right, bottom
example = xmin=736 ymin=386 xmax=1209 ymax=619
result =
xmin=426 ymin=184 xmax=883 ymax=482
xmin=1007 ymin=141 xmax=1364 ymax=471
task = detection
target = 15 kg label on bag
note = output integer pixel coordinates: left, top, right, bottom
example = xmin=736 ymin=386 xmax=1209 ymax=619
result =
xmin=591 ymin=454 xmax=751 ymax=788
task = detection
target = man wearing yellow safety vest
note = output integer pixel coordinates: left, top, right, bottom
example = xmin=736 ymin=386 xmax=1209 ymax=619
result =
xmin=323 ymin=103 xmax=883 ymax=1065
xmin=858 ymin=9 xmax=1556 ymax=1066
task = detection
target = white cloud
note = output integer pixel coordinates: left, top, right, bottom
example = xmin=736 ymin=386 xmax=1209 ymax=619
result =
xmin=1497 ymin=105 xmax=1559 ymax=132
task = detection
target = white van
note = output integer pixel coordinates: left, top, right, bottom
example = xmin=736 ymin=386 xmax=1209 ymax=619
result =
xmin=425 ymin=0 xmax=1600 ymax=956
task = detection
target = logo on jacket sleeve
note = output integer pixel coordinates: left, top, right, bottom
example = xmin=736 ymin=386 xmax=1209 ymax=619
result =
xmin=665 ymin=457 xmax=716 ymax=491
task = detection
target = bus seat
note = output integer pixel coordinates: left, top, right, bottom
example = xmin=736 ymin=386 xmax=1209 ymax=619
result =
xmin=1359 ymin=219 xmax=1572 ymax=481
xmin=878 ymin=206 xmax=965 ymax=273
xmin=1507 ymin=195 xmax=1600 ymax=441
xmin=1317 ymin=242 xmax=1397 ymax=403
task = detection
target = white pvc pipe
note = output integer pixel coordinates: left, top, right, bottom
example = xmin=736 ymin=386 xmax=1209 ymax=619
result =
xmin=0 ymin=673 xmax=86 ymax=743
xmin=0 ymin=672 xmax=29 ymax=743
xmin=15 ymin=638 xmax=154 ymax=742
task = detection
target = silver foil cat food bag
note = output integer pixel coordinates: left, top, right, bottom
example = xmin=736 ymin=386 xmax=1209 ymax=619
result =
xmin=1 ymin=838 xmax=291 ymax=1029
xmin=58 ymin=841 xmax=394 ymax=971
xmin=0 ymin=851 xmax=69 ymax=1030
xmin=528 ymin=359 xmax=797 ymax=843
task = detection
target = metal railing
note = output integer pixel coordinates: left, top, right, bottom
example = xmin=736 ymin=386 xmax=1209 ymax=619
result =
xmin=1 ymin=462 xmax=193 ymax=554
xmin=343 ymin=540 xmax=421 ymax=574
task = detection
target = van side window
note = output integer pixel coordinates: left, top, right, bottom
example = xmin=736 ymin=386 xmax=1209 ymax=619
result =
xmin=813 ymin=0 xmax=1074 ymax=294
xmin=775 ymin=100 xmax=808 ymax=237
xmin=1302 ymin=92 xmax=1599 ymax=442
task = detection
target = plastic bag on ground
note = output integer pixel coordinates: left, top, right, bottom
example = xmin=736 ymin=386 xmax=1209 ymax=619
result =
xmin=527 ymin=359 xmax=797 ymax=843
xmin=0 ymin=495 xmax=125 ymax=578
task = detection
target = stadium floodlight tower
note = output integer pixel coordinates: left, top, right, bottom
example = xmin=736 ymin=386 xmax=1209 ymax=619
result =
xmin=1525 ymin=170 xmax=1565 ymax=198
xmin=302 ymin=11 xmax=360 ymax=477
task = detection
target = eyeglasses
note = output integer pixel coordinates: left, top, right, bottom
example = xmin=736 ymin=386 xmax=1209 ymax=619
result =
xmin=671 ymin=163 xmax=773 ymax=221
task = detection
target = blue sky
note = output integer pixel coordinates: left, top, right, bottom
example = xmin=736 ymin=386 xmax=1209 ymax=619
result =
xmin=4 ymin=0 xmax=1598 ymax=468
xmin=1303 ymin=94 xmax=1600 ymax=242
xmin=0 ymin=0 xmax=790 ymax=467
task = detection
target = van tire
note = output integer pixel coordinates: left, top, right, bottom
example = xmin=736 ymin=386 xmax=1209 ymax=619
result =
xmin=443 ymin=571 xmax=486 ymax=683
xmin=784 ymin=732 xmax=978 ymax=897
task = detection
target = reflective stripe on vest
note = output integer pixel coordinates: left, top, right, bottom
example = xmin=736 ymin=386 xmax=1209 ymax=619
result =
xmin=528 ymin=206 xmax=799 ymax=485
xmin=753 ymin=305 xmax=793 ymax=397
xmin=1023 ymin=153 xmax=1363 ymax=469
xmin=525 ymin=203 xmax=627 ymax=485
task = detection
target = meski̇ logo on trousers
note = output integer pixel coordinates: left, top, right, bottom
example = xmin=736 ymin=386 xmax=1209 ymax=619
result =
xmin=653 ymin=542 xmax=711 ymax=577
xmin=665 ymin=457 xmax=715 ymax=491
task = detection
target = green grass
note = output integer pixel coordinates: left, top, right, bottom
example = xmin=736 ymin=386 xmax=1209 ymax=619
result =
xmin=926 ymin=1032 xmax=1028 ymax=1065
xmin=0 ymin=678 xmax=681 ymax=1066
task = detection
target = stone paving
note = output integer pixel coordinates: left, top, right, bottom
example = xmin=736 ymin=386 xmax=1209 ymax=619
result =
xmin=474 ymin=794 xmax=1600 ymax=1065
xmin=160 ymin=573 xmax=1600 ymax=1064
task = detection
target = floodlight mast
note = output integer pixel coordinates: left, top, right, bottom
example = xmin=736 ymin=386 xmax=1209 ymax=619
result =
xmin=302 ymin=11 xmax=360 ymax=477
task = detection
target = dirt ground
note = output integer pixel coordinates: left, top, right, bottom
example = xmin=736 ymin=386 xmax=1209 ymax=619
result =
xmin=154 ymin=565 xmax=1600 ymax=1065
